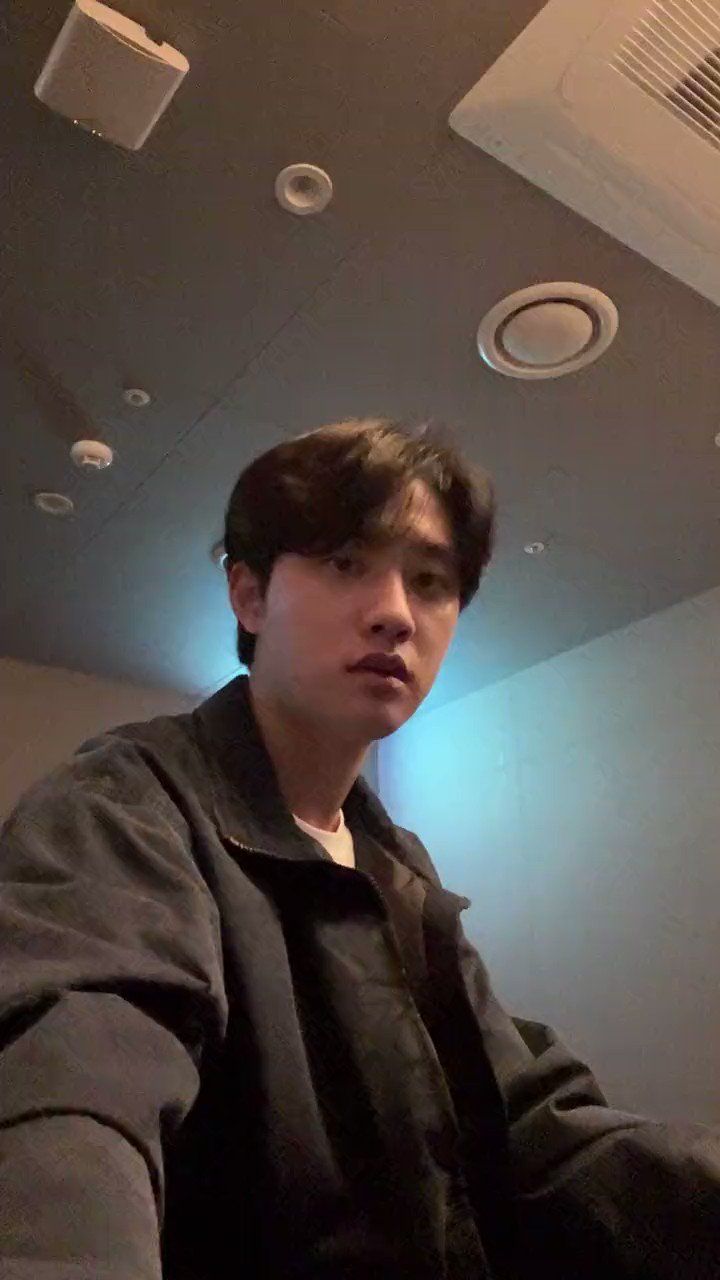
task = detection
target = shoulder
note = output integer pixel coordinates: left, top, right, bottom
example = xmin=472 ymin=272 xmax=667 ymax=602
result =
xmin=3 ymin=708 xmax=200 ymax=835
xmin=391 ymin=823 xmax=444 ymax=889
xmin=78 ymin=708 xmax=200 ymax=792
xmin=1 ymin=710 xmax=217 ymax=900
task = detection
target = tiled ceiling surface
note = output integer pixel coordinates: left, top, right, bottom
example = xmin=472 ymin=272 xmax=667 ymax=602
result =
xmin=2 ymin=0 xmax=720 ymax=715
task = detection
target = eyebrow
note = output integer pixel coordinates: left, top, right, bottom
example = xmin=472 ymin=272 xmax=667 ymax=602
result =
xmin=408 ymin=537 xmax=456 ymax=568
xmin=366 ymin=532 xmax=457 ymax=572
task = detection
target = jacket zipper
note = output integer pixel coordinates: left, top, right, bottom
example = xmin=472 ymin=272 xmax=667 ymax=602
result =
xmin=225 ymin=835 xmax=457 ymax=1095
xmin=226 ymin=835 xmax=415 ymax=986
xmin=226 ymin=837 xmax=496 ymax=1269
xmin=226 ymin=836 xmax=468 ymax=1178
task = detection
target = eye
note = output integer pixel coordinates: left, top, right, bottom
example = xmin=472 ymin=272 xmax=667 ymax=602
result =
xmin=416 ymin=571 xmax=442 ymax=589
xmin=328 ymin=552 xmax=362 ymax=574
xmin=416 ymin=570 xmax=454 ymax=594
xmin=326 ymin=554 xmax=454 ymax=595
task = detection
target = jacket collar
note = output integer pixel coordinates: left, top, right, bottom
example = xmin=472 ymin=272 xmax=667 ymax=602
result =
xmin=192 ymin=673 xmax=418 ymax=871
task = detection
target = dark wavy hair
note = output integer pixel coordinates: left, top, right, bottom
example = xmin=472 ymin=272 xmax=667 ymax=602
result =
xmin=223 ymin=418 xmax=496 ymax=668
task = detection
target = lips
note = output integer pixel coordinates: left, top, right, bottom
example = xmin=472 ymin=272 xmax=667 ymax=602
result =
xmin=351 ymin=653 xmax=409 ymax=681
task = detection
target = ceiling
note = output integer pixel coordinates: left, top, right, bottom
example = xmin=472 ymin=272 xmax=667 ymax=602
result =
xmin=2 ymin=0 xmax=720 ymax=718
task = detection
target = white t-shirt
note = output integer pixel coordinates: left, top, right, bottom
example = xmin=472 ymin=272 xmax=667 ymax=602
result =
xmin=292 ymin=809 xmax=356 ymax=869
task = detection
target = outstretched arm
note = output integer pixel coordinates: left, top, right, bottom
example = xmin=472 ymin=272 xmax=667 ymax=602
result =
xmin=0 ymin=737 xmax=227 ymax=1280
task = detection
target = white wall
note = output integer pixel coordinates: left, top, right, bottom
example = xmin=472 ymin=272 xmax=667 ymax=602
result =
xmin=378 ymin=585 xmax=720 ymax=1126
xmin=0 ymin=656 xmax=196 ymax=817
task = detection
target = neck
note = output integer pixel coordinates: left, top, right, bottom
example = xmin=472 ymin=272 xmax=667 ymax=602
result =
xmin=248 ymin=677 xmax=367 ymax=833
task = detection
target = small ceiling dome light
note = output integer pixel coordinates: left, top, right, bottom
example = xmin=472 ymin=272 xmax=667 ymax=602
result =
xmin=524 ymin=540 xmax=547 ymax=555
xmin=123 ymin=387 xmax=151 ymax=407
xmin=478 ymin=282 xmax=618 ymax=379
xmin=275 ymin=163 xmax=333 ymax=216
xmin=70 ymin=439 xmax=114 ymax=469
xmin=211 ymin=540 xmax=228 ymax=569
xmin=33 ymin=491 xmax=75 ymax=516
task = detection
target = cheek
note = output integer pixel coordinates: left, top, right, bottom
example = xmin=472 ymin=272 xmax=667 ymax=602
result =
xmin=427 ymin=620 xmax=456 ymax=668
xmin=278 ymin=594 xmax=334 ymax=652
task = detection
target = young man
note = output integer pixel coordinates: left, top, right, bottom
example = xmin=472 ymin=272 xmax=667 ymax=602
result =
xmin=0 ymin=418 xmax=717 ymax=1280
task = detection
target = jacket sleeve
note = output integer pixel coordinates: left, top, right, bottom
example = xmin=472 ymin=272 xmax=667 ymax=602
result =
xmin=0 ymin=735 xmax=228 ymax=1280
xmin=457 ymin=930 xmax=720 ymax=1279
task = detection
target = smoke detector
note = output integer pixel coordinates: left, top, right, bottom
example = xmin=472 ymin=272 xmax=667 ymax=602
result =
xmin=450 ymin=0 xmax=720 ymax=309
xmin=70 ymin=439 xmax=114 ymax=469
xmin=477 ymin=282 xmax=618 ymax=379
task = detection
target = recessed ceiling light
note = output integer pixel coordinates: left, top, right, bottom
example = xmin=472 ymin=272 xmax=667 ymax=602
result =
xmin=275 ymin=163 xmax=333 ymax=216
xmin=33 ymin=492 xmax=75 ymax=517
xmin=123 ymin=387 xmax=152 ymax=407
xmin=524 ymin=540 xmax=546 ymax=555
xmin=478 ymin=282 xmax=618 ymax=379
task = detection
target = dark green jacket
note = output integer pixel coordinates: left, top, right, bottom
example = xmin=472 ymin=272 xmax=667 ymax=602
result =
xmin=0 ymin=674 xmax=717 ymax=1278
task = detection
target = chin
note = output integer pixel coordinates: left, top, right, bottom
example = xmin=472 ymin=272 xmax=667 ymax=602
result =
xmin=371 ymin=698 xmax=415 ymax=730
xmin=371 ymin=721 xmax=405 ymax=742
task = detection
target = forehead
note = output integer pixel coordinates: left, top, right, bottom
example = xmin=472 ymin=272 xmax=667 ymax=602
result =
xmin=364 ymin=480 xmax=453 ymax=548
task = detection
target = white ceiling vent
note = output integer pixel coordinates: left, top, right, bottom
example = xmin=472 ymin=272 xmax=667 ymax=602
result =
xmin=450 ymin=0 xmax=720 ymax=308
xmin=477 ymin=281 xmax=618 ymax=378
xmin=614 ymin=2 xmax=720 ymax=149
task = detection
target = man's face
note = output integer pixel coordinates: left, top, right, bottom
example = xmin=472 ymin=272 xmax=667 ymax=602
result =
xmin=228 ymin=480 xmax=461 ymax=746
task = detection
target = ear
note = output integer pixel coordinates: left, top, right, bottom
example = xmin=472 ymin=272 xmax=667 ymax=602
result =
xmin=227 ymin=561 xmax=267 ymax=638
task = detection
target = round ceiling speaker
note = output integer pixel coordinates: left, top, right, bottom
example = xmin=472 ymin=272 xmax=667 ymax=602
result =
xmin=477 ymin=283 xmax=618 ymax=379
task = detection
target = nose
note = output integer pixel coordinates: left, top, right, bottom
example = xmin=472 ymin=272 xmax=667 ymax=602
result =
xmin=365 ymin=569 xmax=415 ymax=643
